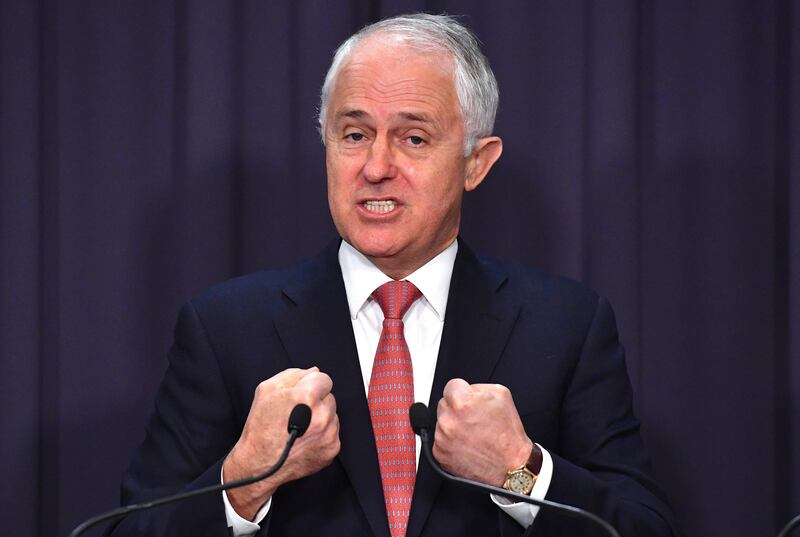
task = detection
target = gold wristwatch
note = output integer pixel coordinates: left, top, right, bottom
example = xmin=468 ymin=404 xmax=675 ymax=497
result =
xmin=502 ymin=444 xmax=543 ymax=495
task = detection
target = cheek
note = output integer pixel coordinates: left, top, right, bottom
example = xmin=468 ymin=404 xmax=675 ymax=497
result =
xmin=327 ymin=163 xmax=352 ymax=201
xmin=329 ymin=155 xmax=362 ymax=188
xmin=436 ymin=164 xmax=467 ymax=199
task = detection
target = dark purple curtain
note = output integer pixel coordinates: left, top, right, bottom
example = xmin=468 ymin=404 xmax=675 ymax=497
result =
xmin=1 ymin=1 xmax=797 ymax=536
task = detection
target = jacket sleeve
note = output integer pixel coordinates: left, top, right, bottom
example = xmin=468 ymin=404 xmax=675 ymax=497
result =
xmin=527 ymin=296 xmax=678 ymax=537
xmin=107 ymin=301 xmax=258 ymax=537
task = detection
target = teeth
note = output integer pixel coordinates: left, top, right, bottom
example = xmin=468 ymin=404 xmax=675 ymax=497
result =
xmin=363 ymin=200 xmax=396 ymax=213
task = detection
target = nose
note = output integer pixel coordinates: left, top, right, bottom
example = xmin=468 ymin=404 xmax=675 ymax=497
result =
xmin=362 ymin=135 xmax=396 ymax=183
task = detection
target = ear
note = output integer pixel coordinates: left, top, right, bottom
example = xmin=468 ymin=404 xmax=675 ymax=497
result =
xmin=464 ymin=136 xmax=503 ymax=192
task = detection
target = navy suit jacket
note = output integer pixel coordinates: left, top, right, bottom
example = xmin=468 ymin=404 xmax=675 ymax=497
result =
xmin=111 ymin=239 xmax=678 ymax=536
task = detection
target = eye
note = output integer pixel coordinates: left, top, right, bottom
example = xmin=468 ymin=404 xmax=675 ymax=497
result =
xmin=346 ymin=132 xmax=365 ymax=142
xmin=407 ymin=135 xmax=425 ymax=146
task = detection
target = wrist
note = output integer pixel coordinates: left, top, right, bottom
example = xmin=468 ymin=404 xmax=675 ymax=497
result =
xmin=223 ymin=448 xmax=279 ymax=520
xmin=508 ymin=438 xmax=535 ymax=473
xmin=500 ymin=439 xmax=541 ymax=495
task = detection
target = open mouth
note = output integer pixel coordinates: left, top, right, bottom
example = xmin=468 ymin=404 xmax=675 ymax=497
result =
xmin=362 ymin=200 xmax=397 ymax=214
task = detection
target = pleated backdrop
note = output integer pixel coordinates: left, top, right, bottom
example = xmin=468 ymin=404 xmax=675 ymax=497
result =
xmin=1 ymin=1 xmax=797 ymax=536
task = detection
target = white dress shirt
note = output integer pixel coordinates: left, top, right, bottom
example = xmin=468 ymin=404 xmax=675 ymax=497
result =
xmin=223 ymin=240 xmax=553 ymax=535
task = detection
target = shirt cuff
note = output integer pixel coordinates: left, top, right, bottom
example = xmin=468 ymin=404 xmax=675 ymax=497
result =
xmin=490 ymin=444 xmax=554 ymax=528
xmin=221 ymin=466 xmax=271 ymax=537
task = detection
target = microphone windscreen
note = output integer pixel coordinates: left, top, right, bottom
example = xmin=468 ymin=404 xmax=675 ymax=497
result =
xmin=288 ymin=404 xmax=312 ymax=436
xmin=409 ymin=402 xmax=432 ymax=434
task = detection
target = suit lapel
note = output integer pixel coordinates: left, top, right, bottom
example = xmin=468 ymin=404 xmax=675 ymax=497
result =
xmin=273 ymin=241 xmax=391 ymax=537
xmin=272 ymin=239 xmax=520 ymax=537
xmin=406 ymin=240 xmax=521 ymax=537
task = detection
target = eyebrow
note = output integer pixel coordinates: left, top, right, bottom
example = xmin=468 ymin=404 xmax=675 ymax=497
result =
xmin=333 ymin=109 xmax=435 ymax=125
xmin=397 ymin=111 xmax=433 ymax=124
xmin=335 ymin=109 xmax=368 ymax=121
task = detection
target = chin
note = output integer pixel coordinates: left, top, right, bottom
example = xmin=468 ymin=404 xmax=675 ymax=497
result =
xmin=353 ymin=242 xmax=398 ymax=260
xmin=347 ymin=233 xmax=403 ymax=260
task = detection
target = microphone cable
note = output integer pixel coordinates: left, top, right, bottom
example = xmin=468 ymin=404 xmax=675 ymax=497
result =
xmin=68 ymin=403 xmax=312 ymax=537
xmin=409 ymin=402 xmax=620 ymax=537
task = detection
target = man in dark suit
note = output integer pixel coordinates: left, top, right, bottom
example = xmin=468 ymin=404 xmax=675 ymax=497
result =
xmin=112 ymin=13 xmax=677 ymax=537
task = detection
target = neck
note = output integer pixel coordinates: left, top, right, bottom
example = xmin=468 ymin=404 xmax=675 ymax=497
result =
xmin=365 ymin=255 xmax=419 ymax=280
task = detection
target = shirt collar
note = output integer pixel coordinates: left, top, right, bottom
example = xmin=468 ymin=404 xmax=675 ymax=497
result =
xmin=338 ymin=239 xmax=458 ymax=321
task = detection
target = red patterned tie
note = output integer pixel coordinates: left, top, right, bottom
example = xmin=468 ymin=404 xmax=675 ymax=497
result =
xmin=368 ymin=280 xmax=422 ymax=537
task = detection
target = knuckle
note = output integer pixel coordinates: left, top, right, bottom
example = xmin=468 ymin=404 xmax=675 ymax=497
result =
xmin=494 ymin=384 xmax=511 ymax=397
xmin=324 ymin=438 xmax=341 ymax=460
xmin=450 ymin=396 xmax=466 ymax=412
xmin=324 ymin=393 xmax=337 ymax=412
xmin=435 ymin=416 xmax=452 ymax=437
xmin=274 ymin=368 xmax=302 ymax=386
xmin=282 ymin=367 xmax=302 ymax=378
xmin=315 ymin=406 xmax=332 ymax=427
xmin=327 ymin=421 xmax=341 ymax=441
xmin=296 ymin=388 xmax=317 ymax=407
xmin=254 ymin=380 xmax=269 ymax=396
xmin=444 ymin=378 xmax=462 ymax=390
xmin=432 ymin=442 xmax=449 ymax=463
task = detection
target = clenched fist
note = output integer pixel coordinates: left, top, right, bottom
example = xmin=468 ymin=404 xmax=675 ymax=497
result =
xmin=433 ymin=378 xmax=533 ymax=488
xmin=223 ymin=367 xmax=340 ymax=520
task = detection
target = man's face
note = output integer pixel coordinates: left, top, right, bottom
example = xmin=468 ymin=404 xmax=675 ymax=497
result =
xmin=324 ymin=39 xmax=495 ymax=278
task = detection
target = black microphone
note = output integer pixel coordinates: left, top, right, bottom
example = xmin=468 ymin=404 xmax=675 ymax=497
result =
xmin=779 ymin=513 xmax=800 ymax=537
xmin=288 ymin=403 xmax=312 ymax=436
xmin=409 ymin=402 xmax=620 ymax=537
xmin=68 ymin=403 xmax=312 ymax=537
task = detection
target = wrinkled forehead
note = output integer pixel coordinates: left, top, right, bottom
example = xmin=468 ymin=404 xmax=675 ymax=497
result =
xmin=328 ymin=36 xmax=459 ymax=115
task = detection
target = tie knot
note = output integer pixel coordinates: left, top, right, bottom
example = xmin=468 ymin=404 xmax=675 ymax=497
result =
xmin=372 ymin=281 xmax=422 ymax=320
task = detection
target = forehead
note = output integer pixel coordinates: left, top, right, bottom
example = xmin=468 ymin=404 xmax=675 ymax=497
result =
xmin=328 ymin=38 xmax=459 ymax=123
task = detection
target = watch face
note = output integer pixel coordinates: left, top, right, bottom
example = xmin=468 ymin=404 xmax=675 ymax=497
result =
xmin=509 ymin=471 xmax=534 ymax=493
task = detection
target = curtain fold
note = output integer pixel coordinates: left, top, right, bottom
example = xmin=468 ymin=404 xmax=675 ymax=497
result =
xmin=0 ymin=1 xmax=796 ymax=535
xmin=787 ymin=0 xmax=799 ymax=518
xmin=0 ymin=2 xmax=43 ymax=533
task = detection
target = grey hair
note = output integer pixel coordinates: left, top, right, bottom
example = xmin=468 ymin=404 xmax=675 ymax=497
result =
xmin=318 ymin=13 xmax=498 ymax=156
